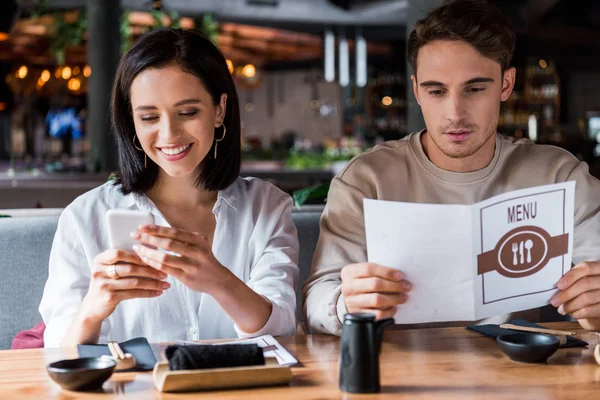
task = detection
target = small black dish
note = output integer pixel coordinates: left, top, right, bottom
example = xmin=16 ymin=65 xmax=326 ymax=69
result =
xmin=496 ymin=333 xmax=560 ymax=363
xmin=47 ymin=357 xmax=116 ymax=391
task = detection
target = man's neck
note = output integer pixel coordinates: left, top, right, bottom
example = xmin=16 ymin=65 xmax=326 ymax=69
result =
xmin=420 ymin=131 xmax=496 ymax=173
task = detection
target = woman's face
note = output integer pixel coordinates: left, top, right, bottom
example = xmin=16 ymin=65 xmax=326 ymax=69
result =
xmin=130 ymin=63 xmax=227 ymax=180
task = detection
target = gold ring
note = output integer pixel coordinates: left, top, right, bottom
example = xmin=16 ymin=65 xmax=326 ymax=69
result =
xmin=107 ymin=264 xmax=120 ymax=280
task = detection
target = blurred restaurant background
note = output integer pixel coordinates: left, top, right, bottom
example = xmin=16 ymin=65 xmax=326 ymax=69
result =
xmin=0 ymin=0 xmax=599 ymax=209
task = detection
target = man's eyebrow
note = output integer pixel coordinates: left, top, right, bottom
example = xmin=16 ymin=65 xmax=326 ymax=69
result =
xmin=463 ymin=77 xmax=494 ymax=85
xmin=420 ymin=80 xmax=446 ymax=87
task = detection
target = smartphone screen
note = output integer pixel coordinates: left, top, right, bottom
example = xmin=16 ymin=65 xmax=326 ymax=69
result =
xmin=106 ymin=209 xmax=155 ymax=251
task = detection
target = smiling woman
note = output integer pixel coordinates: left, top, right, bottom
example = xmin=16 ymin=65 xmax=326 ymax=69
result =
xmin=111 ymin=28 xmax=240 ymax=193
xmin=38 ymin=28 xmax=300 ymax=348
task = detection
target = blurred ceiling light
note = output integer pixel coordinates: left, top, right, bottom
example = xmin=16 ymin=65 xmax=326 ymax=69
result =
xmin=36 ymin=78 xmax=45 ymax=89
xmin=40 ymin=70 xmax=50 ymax=82
xmin=0 ymin=33 xmax=8 ymax=41
xmin=226 ymin=59 xmax=234 ymax=74
xmin=242 ymin=64 xmax=256 ymax=78
xmin=381 ymin=96 xmax=393 ymax=107
xmin=62 ymin=66 xmax=72 ymax=80
xmin=83 ymin=65 xmax=91 ymax=77
xmin=355 ymin=29 xmax=367 ymax=87
xmin=73 ymin=66 xmax=81 ymax=76
xmin=55 ymin=67 xmax=62 ymax=78
xmin=16 ymin=65 xmax=27 ymax=79
xmin=0 ymin=102 xmax=6 ymax=111
xmin=324 ymin=28 xmax=335 ymax=83
xmin=68 ymin=78 xmax=81 ymax=91
xmin=538 ymin=59 xmax=547 ymax=69
xmin=338 ymin=33 xmax=349 ymax=87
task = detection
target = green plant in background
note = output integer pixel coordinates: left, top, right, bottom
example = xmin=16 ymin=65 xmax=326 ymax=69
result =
xmin=199 ymin=13 xmax=219 ymax=43
xmin=0 ymin=215 xmax=11 ymax=218
xmin=50 ymin=11 xmax=87 ymax=65
xmin=284 ymin=145 xmax=364 ymax=170
xmin=292 ymin=183 xmax=330 ymax=208
xmin=26 ymin=1 xmax=216 ymax=63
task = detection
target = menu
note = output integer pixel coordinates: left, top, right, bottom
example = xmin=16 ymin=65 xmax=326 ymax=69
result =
xmin=364 ymin=182 xmax=575 ymax=324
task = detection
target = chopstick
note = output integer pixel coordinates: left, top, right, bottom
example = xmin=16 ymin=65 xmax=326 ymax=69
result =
xmin=499 ymin=324 xmax=577 ymax=337
xmin=107 ymin=341 xmax=120 ymax=359
xmin=111 ymin=341 xmax=127 ymax=359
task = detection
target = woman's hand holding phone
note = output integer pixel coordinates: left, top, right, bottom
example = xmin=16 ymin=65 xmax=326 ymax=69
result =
xmin=80 ymin=249 xmax=171 ymax=323
xmin=131 ymin=225 xmax=232 ymax=295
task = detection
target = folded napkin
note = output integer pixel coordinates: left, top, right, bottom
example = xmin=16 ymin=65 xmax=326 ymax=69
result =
xmin=165 ymin=343 xmax=264 ymax=371
xmin=467 ymin=319 xmax=588 ymax=348
xmin=77 ymin=337 xmax=157 ymax=371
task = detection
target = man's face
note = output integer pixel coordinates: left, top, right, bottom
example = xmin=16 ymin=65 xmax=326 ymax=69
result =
xmin=412 ymin=40 xmax=515 ymax=170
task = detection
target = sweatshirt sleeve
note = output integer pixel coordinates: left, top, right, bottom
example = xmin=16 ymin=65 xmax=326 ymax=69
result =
xmin=302 ymin=174 xmax=371 ymax=336
xmin=568 ymin=161 xmax=600 ymax=264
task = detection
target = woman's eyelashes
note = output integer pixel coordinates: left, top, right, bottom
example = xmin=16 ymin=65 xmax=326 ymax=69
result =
xmin=138 ymin=109 xmax=199 ymax=123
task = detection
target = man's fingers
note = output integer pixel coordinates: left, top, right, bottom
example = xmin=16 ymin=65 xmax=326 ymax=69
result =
xmin=557 ymin=262 xmax=600 ymax=291
xmin=343 ymin=263 xmax=404 ymax=281
xmin=560 ymin=289 xmax=600 ymax=317
xmin=569 ymin=302 xmax=600 ymax=320
xmin=343 ymin=277 xmax=411 ymax=297
xmin=345 ymin=292 xmax=407 ymax=310
xmin=552 ymin=276 xmax=600 ymax=307
xmin=350 ymin=307 xmax=397 ymax=321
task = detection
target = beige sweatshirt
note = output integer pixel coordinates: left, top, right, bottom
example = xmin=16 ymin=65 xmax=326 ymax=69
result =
xmin=303 ymin=131 xmax=600 ymax=335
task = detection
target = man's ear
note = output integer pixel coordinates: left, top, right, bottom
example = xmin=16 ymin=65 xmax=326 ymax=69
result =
xmin=215 ymin=93 xmax=228 ymax=127
xmin=500 ymin=67 xmax=516 ymax=102
xmin=411 ymin=74 xmax=421 ymax=106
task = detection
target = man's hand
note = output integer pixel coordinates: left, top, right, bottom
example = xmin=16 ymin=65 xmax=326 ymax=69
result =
xmin=341 ymin=262 xmax=412 ymax=320
xmin=551 ymin=261 xmax=600 ymax=331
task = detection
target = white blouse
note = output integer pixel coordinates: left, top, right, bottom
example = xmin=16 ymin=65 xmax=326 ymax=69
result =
xmin=40 ymin=177 xmax=299 ymax=348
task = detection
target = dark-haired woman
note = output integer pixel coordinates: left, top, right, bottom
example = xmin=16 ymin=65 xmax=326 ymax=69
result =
xmin=39 ymin=28 xmax=299 ymax=347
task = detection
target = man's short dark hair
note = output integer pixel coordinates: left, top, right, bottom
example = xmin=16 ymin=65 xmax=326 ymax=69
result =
xmin=407 ymin=0 xmax=516 ymax=76
xmin=111 ymin=28 xmax=241 ymax=194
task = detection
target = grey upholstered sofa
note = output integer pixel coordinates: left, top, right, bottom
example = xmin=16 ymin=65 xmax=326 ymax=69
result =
xmin=0 ymin=209 xmax=322 ymax=350
xmin=0 ymin=206 xmax=567 ymax=350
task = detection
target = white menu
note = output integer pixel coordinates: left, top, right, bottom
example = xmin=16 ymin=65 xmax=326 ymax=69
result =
xmin=364 ymin=182 xmax=575 ymax=324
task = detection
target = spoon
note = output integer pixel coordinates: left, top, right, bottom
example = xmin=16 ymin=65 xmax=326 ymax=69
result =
xmin=525 ymin=239 xmax=533 ymax=263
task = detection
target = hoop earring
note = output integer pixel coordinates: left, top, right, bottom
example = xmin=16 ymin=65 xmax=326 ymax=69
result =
xmin=133 ymin=135 xmax=147 ymax=168
xmin=214 ymin=124 xmax=226 ymax=159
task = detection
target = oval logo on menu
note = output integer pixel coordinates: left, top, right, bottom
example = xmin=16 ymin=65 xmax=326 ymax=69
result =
xmin=495 ymin=227 xmax=550 ymax=278
xmin=477 ymin=225 xmax=568 ymax=279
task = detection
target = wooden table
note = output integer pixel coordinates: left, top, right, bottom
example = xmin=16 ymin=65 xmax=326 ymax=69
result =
xmin=1 ymin=322 xmax=599 ymax=399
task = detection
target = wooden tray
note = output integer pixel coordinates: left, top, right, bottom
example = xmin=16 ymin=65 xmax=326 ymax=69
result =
xmin=152 ymin=358 xmax=292 ymax=393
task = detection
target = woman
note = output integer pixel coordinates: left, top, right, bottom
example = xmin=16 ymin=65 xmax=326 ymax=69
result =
xmin=39 ymin=28 xmax=299 ymax=347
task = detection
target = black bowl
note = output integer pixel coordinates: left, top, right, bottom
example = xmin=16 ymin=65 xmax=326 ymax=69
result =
xmin=496 ymin=333 xmax=560 ymax=363
xmin=46 ymin=357 xmax=116 ymax=391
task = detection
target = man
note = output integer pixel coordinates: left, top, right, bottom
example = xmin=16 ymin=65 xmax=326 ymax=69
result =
xmin=303 ymin=0 xmax=600 ymax=335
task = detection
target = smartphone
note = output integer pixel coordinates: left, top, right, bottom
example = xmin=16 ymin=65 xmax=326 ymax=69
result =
xmin=106 ymin=209 xmax=155 ymax=251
